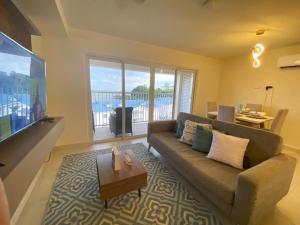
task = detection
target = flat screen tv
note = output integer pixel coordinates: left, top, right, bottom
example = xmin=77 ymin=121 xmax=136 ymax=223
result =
xmin=0 ymin=32 xmax=46 ymax=142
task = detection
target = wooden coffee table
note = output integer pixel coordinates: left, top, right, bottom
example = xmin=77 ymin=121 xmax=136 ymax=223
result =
xmin=96 ymin=149 xmax=147 ymax=208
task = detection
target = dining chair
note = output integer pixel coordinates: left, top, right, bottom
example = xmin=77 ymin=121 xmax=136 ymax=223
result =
xmin=269 ymin=109 xmax=289 ymax=135
xmin=246 ymin=103 xmax=263 ymax=112
xmin=0 ymin=179 xmax=10 ymax=225
xmin=206 ymin=101 xmax=217 ymax=119
xmin=217 ymin=105 xmax=235 ymax=123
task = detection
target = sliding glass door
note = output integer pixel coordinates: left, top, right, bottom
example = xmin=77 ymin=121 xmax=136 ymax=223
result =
xmin=88 ymin=58 xmax=195 ymax=141
xmin=125 ymin=64 xmax=150 ymax=136
xmin=153 ymin=68 xmax=195 ymax=121
xmin=89 ymin=59 xmax=124 ymax=141
xmin=153 ymin=68 xmax=176 ymax=121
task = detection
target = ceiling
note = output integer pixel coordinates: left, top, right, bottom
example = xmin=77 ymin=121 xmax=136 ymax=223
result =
xmin=14 ymin=0 xmax=300 ymax=58
xmin=13 ymin=0 xmax=67 ymax=36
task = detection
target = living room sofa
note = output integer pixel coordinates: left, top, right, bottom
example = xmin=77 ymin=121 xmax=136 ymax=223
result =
xmin=147 ymin=112 xmax=296 ymax=225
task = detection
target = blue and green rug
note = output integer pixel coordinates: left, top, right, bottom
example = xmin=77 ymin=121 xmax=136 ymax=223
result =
xmin=43 ymin=143 xmax=222 ymax=225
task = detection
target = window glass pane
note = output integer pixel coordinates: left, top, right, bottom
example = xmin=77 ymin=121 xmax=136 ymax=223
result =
xmin=154 ymin=68 xmax=175 ymax=121
xmin=125 ymin=64 xmax=150 ymax=135
xmin=89 ymin=59 xmax=123 ymax=140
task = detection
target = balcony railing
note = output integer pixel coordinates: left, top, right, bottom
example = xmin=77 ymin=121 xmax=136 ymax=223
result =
xmin=0 ymin=87 xmax=31 ymax=118
xmin=91 ymin=91 xmax=173 ymax=126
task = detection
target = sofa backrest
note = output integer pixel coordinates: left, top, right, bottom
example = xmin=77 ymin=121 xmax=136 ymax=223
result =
xmin=212 ymin=120 xmax=282 ymax=167
xmin=177 ymin=112 xmax=212 ymax=124
xmin=176 ymin=113 xmax=283 ymax=168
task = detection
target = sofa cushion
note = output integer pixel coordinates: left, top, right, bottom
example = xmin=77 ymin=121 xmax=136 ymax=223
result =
xmin=212 ymin=120 xmax=282 ymax=167
xmin=176 ymin=119 xmax=185 ymax=138
xmin=207 ymin=130 xmax=249 ymax=169
xmin=180 ymin=120 xmax=212 ymax=145
xmin=176 ymin=112 xmax=212 ymax=137
xmin=149 ymin=132 xmax=242 ymax=204
xmin=192 ymin=126 xmax=213 ymax=154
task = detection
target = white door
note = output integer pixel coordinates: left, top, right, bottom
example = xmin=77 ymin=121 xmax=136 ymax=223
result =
xmin=175 ymin=70 xmax=195 ymax=117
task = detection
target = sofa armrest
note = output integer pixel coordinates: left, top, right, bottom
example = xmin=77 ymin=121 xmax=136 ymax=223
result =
xmin=232 ymin=154 xmax=296 ymax=225
xmin=147 ymin=120 xmax=176 ymax=142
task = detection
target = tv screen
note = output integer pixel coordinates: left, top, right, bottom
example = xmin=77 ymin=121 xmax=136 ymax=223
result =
xmin=0 ymin=33 xmax=46 ymax=142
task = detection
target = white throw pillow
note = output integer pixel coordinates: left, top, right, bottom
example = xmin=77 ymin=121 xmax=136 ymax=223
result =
xmin=180 ymin=120 xmax=212 ymax=145
xmin=207 ymin=130 xmax=249 ymax=169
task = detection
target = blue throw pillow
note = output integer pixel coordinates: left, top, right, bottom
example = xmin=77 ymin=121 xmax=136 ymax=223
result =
xmin=176 ymin=119 xmax=185 ymax=138
xmin=192 ymin=126 xmax=213 ymax=154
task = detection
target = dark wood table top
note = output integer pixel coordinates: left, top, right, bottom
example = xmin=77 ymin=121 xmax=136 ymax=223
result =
xmin=96 ymin=149 xmax=147 ymax=187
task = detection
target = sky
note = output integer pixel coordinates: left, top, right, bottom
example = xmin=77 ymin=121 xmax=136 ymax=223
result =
xmin=0 ymin=52 xmax=31 ymax=76
xmin=90 ymin=66 xmax=175 ymax=92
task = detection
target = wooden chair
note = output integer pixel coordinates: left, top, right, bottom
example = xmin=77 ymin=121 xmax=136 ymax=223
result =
xmin=217 ymin=105 xmax=235 ymax=123
xmin=269 ymin=109 xmax=289 ymax=135
xmin=206 ymin=101 xmax=217 ymax=119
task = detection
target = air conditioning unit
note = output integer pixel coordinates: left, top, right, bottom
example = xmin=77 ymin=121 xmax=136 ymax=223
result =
xmin=277 ymin=54 xmax=300 ymax=68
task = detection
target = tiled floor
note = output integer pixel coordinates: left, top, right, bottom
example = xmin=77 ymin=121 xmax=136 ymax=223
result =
xmin=15 ymin=138 xmax=300 ymax=225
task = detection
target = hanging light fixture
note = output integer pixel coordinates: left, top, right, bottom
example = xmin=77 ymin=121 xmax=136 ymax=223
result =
xmin=252 ymin=43 xmax=265 ymax=68
xmin=252 ymin=29 xmax=265 ymax=68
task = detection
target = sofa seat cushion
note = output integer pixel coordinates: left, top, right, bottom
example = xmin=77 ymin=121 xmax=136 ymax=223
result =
xmin=149 ymin=132 xmax=243 ymax=205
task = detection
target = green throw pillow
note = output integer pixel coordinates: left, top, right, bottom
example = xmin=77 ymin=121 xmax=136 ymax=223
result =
xmin=192 ymin=126 xmax=213 ymax=154
xmin=176 ymin=119 xmax=185 ymax=138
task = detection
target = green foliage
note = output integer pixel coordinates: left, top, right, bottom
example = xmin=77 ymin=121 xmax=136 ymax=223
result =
xmin=131 ymin=85 xmax=149 ymax=93
xmin=131 ymin=84 xmax=173 ymax=95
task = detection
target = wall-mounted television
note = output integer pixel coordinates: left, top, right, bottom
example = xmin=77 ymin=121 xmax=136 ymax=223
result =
xmin=0 ymin=32 xmax=47 ymax=143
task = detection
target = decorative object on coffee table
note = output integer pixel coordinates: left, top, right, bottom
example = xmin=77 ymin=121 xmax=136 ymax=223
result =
xmin=112 ymin=146 xmax=121 ymax=171
xmin=124 ymin=151 xmax=133 ymax=165
xmin=97 ymin=149 xmax=147 ymax=208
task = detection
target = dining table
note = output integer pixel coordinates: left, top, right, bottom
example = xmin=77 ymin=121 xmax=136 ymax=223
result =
xmin=207 ymin=111 xmax=274 ymax=128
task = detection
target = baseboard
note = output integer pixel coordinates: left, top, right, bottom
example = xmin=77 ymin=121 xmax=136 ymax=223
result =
xmin=53 ymin=142 xmax=92 ymax=151
xmin=92 ymin=135 xmax=147 ymax=145
xmin=53 ymin=135 xmax=147 ymax=151
xmin=10 ymin=164 xmax=45 ymax=225
xmin=283 ymin=144 xmax=300 ymax=152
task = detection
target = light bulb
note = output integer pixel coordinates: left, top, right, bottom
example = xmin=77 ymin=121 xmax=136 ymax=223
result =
xmin=252 ymin=43 xmax=264 ymax=68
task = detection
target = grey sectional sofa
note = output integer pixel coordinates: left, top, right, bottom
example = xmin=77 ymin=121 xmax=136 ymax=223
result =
xmin=147 ymin=112 xmax=296 ymax=225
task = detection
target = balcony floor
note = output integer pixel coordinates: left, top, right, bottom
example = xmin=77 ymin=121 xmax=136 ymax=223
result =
xmin=94 ymin=122 xmax=148 ymax=141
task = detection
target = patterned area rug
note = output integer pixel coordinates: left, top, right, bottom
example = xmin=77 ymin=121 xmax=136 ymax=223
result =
xmin=43 ymin=143 xmax=222 ymax=225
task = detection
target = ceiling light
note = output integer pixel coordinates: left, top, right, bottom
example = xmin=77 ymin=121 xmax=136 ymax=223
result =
xmin=252 ymin=43 xmax=265 ymax=68
xmin=256 ymin=29 xmax=265 ymax=36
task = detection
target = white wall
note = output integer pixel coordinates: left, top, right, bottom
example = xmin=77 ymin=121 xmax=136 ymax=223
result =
xmin=32 ymin=28 xmax=222 ymax=146
xmin=32 ymin=28 xmax=300 ymax=149
xmin=218 ymin=44 xmax=300 ymax=149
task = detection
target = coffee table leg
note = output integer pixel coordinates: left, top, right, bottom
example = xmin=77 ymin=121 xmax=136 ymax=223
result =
xmin=105 ymin=200 xmax=108 ymax=209
xmin=138 ymin=188 xmax=141 ymax=197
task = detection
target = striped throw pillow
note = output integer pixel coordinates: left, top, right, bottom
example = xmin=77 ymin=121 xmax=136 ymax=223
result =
xmin=180 ymin=120 xmax=212 ymax=145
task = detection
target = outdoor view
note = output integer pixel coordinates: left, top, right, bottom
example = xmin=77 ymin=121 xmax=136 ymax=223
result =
xmin=89 ymin=61 xmax=175 ymax=127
